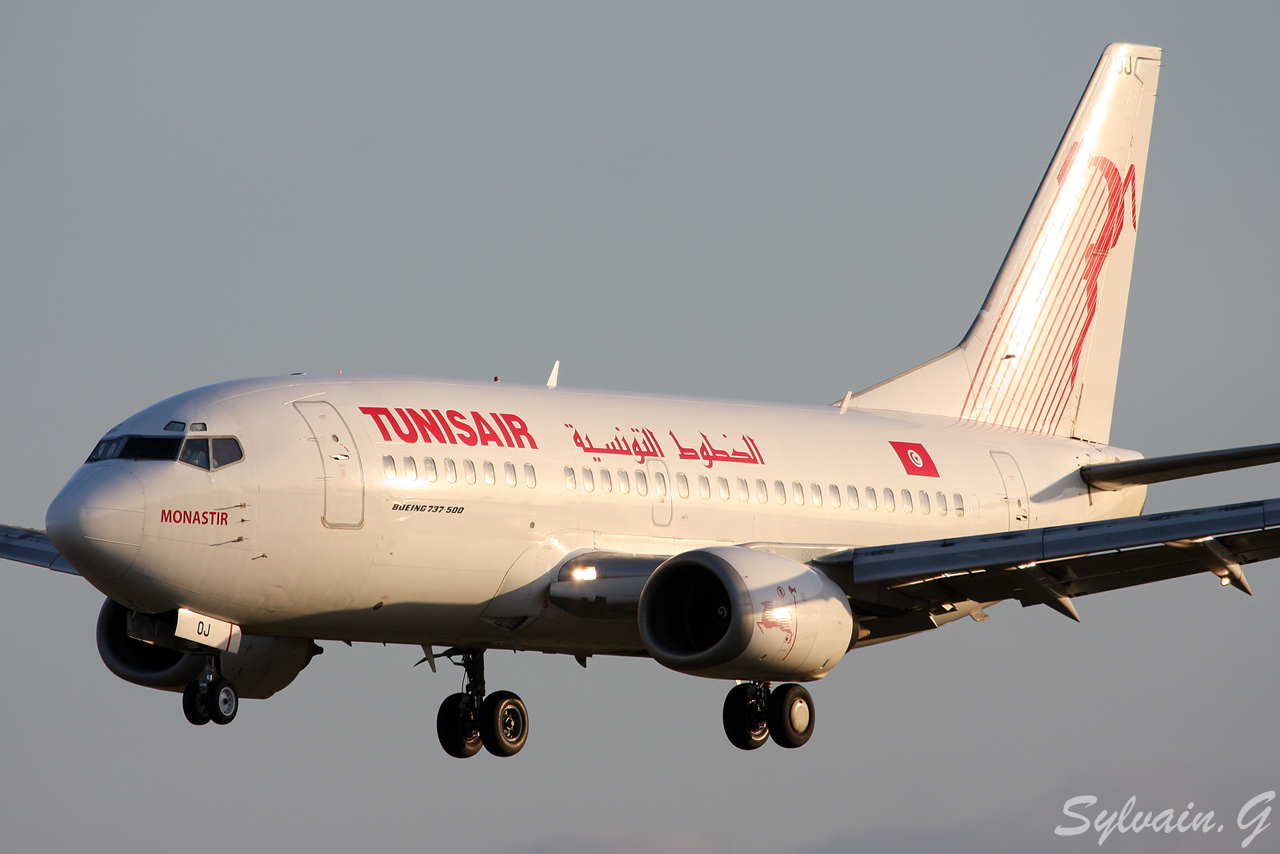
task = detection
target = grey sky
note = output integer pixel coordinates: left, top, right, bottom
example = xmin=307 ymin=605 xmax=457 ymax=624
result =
xmin=3 ymin=4 xmax=1279 ymax=853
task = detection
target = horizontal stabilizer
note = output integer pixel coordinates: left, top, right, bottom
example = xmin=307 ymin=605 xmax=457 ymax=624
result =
xmin=0 ymin=525 xmax=78 ymax=574
xmin=1081 ymin=442 xmax=1280 ymax=490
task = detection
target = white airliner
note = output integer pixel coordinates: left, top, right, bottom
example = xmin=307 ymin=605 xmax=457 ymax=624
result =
xmin=6 ymin=43 xmax=1280 ymax=757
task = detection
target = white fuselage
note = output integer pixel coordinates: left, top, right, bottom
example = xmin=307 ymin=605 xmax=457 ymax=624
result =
xmin=51 ymin=375 xmax=1146 ymax=656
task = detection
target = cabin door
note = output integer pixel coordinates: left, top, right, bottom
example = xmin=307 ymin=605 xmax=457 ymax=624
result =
xmin=295 ymin=401 xmax=366 ymax=528
xmin=990 ymin=451 xmax=1030 ymax=529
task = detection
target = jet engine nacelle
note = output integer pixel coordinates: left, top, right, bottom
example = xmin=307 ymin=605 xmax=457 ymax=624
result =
xmin=637 ymin=546 xmax=855 ymax=681
xmin=96 ymin=598 xmax=319 ymax=699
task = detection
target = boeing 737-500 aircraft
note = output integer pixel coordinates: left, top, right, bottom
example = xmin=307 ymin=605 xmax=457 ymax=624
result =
xmin=7 ymin=43 xmax=1280 ymax=758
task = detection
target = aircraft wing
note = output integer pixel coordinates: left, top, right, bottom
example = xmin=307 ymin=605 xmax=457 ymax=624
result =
xmin=0 ymin=525 xmax=79 ymax=575
xmin=812 ymin=498 xmax=1280 ymax=640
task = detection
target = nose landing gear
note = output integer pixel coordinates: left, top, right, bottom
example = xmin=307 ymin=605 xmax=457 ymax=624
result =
xmin=181 ymin=656 xmax=239 ymax=726
xmin=434 ymin=648 xmax=528 ymax=758
xmin=722 ymin=681 xmax=815 ymax=750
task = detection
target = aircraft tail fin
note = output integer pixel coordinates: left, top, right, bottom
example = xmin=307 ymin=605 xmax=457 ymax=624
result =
xmin=850 ymin=43 xmax=1161 ymax=444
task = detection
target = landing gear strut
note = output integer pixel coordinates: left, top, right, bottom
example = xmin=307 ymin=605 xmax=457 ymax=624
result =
xmin=182 ymin=656 xmax=239 ymax=726
xmin=722 ymin=681 xmax=815 ymax=750
xmin=435 ymin=648 xmax=528 ymax=759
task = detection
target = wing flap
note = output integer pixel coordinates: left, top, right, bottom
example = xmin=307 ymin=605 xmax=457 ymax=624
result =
xmin=815 ymin=499 xmax=1280 ymax=621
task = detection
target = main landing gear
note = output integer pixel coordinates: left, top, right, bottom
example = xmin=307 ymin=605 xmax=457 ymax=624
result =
xmin=182 ymin=656 xmax=239 ymax=726
xmin=435 ymin=648 xmax=529 ymax=759
xmin=722 ymin=681 xmax=815 ymax=750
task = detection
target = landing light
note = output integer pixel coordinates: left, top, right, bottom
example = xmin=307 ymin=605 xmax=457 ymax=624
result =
xmin=571 ymin=567 xmax=598 ymax=582
xmin=1221 ymin=576 xmax=1232 ymax=586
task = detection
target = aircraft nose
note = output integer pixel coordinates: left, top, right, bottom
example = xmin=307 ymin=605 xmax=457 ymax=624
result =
xmin=46 ymin=466 xmax=145 ymax=583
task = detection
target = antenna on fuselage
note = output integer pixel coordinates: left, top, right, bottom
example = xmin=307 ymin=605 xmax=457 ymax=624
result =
xmin=546 ymin=360 xmax=561 ymax=389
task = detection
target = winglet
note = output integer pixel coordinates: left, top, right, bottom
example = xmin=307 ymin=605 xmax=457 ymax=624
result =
xmin=546 ymin=360 xmax=560 ymax=389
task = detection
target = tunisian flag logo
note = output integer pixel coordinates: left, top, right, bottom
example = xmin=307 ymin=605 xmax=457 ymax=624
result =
xmin=889 ymin=441 xmax=939 ymax=477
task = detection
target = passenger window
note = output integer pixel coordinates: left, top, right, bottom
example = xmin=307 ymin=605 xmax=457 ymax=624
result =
xmin=883 ymin=488 xmax=895 ymax=512
xmin=698 ymin=476 xmax=711 ymax=499
xmin=382 ymin=455 xmax=397 ymax=480
xmin=655 ymin=471 xmax=668 ymax=497
xmin=919 ymin=490 xmax=930 ymax=514
xmin=736 ymin=478 xmax=749 ymax=502
xmin=582 ymin=468 xmax=595 ymax=492
xmin=601 ymin=468 xmax=613 ymax=493
xmin=865 ymin=487 xmax=877 ymax=511
xmin=718 ymin=477 xmax=730 ymax=501
xmin=445 ymin=459 xmax=457 ymax=484
xmin=504 ymin=462 xmax=517 ymax=487
xmin=775 ymin=480 xmax=787 ymax=505
xmin=564 ymin=467 xmax=577 ymax=491
xmin=403 ymin=457 xmax=417 ymax=481
xmin=482 ymin=461 xmax=495 ymax=485
xmin=424 ymin=458 xmax=438 ymax=483
xmin=792 ymin=482 xmax=804 ymax=506
xmin=676 ymin=472 xmax=689 ymax=499
xmin=523 ymin=463 xmax=536 ymax=488
xmin=463 ymin=460 xmax=477 ymax=485
xmin=900 ymin=489 xmax=913 ymax=513
xmin=847 ymin=486 xmax=860 ymax=510
xmin=181 ymin=438 xmax=211 ymax=470
xmin=829 ymin=485 xmax=841 ymax=509
xmin=953 ymin=493 xmax=965 ymax=518
xmin=756 ymin=479 xmax=768 ymax=503
xmin=211 ymin=438 xmax=243 ymax=468
xmin=811 ymin=483 xmax=822 ymax=507
xmin=618 ymin=470 xmax=630 ymax=494
xmin=936 ymin=491 xmax=947 ymax=516
xmin=635 ymin=471 xmax=648 ymax=496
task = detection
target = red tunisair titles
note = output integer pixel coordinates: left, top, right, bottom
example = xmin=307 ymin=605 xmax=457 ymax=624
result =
xmin=359 ymin=407 xmax=538 ymax=449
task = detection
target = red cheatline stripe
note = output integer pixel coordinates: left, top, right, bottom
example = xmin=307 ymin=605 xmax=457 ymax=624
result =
xmin=961 ymin=146 xmax=1081 ymax=418
xmin=967 ymin=159 xmax=1096 ymax=426
xmin=1008 ymin=168 xmax=1109 ymax=428
xmin=1018 ymin=176 xmax=1109 ymax=431
xmin=992 ymin=163 xmax=1114 ymax=432
xmin=1047 ymin=160 xmax=1136 ymax=432
xmin=963 ymin=68 xmax=1127 ymax=428
xmin=959 ymin=77 xmax=1110 ymax=419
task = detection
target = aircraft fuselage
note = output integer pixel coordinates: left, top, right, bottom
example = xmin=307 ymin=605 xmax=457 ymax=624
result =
xmin=46 ymin=374 xmax=1145 ymax=656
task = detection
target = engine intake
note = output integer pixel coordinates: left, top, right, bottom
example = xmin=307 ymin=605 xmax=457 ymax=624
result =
xmin=638 ymin=546 xmax=855 ymax=681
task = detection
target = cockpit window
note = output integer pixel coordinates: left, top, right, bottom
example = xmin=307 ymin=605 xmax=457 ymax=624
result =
xmin=87 ymin=437 xmax=127 ymax=463
xmin=180 ymin=438 xmax=211 ymax=469
xmin=211 ymin=438 xmax=244 ymax=468
xmin=87 ymin=434 xmax=242 ymax=468
xmin=114 ymin=437 xmax=183 ymax=461
xmin=164 ymin=421 xmax=186 ymax=432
